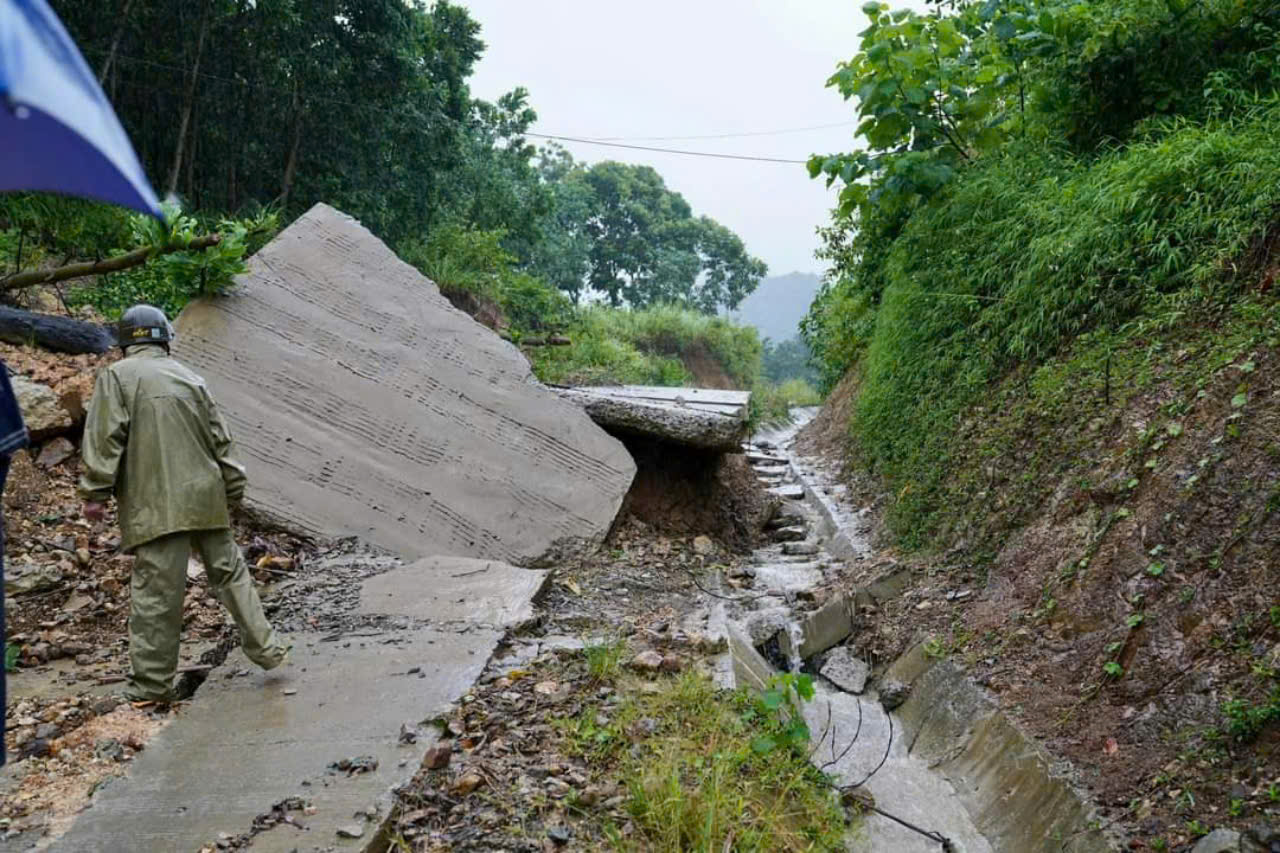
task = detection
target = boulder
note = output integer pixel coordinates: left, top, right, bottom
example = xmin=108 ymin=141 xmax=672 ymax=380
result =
xmin=173 ymin=204 xmax=635 ymax=565
xmin=12 ymin=375 xmax=71 ymax=440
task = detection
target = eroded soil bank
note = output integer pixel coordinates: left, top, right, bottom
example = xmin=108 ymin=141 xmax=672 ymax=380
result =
xmin=794 ymin=329 xmax=1280 ymax=851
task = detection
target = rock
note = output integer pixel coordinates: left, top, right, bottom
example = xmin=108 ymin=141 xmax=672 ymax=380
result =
xmin=94 ymin=738 xmax=125 ymax=762
xmin=1245 ymin=823 xmax=1280 ymax=852
xmin=879 ymin=680 xmax=910 ymax=711
xmin=820 ymin=647 xmax=870 ymax=694
xmin=20 ymin=738 xmax=51 ymax=760
xmin=34 ymin=723 xmax=60 ymax=740
xmin=75 ymin=547 xmax=91 ymax=567
xmin=6 ymin=563 xmax=63 ymax=596
xmin=692 ymin=535 xmax=715 ymax=555
xmin=765 ymin=510 xmax=803 ymax=529
xmin=632 ymin=717 xmax=659 ymax=736
xmin=770 ymin=526 xmax=808 ymax=543
xmin=659 ymin=654 xmax=683 ymax=673
xmin=335 ymin=824 xmax=365 ymax=839
xmin=782 ymin=541 xmax=819 ymax=556
xmin=1190 ymin=829 xmax=1241 ymax=853
xmin=35 ymin=438 xmax=75 ymax=469
xmin=450 ymin=772 xmax=484 ymax=797
xmin=12 ymin=375 xmax=72 ymax=440
xmin=424 ymin=743 xmax=452 ymax=770
xmin=547 ymin=825 xmax=572 ymax=845
xmin=91 ymin=697 xmax=122 ymax=716
xmin=630 ymin=650 xmax=664 ymax=671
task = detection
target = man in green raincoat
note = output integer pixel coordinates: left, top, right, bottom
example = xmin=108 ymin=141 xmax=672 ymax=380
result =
xmin=79 ymin=304 xmax=289 ymax=703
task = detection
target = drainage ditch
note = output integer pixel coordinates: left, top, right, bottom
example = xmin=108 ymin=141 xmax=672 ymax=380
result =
xmin=715 ymin=411 xmax=1119 ymax=853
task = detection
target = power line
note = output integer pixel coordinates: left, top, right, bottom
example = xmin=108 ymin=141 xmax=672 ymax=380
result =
xmin=587 ymin=121 xmax=856 ymax=142
xmin=526 ymin=133 xmax=809 ymax=164
xmin=90 ymin=49 xmax=814 ymax=166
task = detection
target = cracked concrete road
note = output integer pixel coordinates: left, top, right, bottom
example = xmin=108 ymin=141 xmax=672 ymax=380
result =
xmin=49 ymin=553 xmax=548 ymax=853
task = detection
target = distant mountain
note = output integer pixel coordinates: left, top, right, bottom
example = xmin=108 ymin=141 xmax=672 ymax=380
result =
xmin=729 ymin=271 xmax=822 ymax=343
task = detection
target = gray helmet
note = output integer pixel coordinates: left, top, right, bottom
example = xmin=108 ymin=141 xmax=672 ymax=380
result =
xmin=117 ymin=304 xmax=174 ymax=349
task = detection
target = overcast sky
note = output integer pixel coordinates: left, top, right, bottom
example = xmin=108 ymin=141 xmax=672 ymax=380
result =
xmin=460 ymin=1 xmax=873 ymax=277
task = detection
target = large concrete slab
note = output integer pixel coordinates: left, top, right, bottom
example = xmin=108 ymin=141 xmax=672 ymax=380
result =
xmin=557 ymin=386 xmax=748 ymax=451
xmin=52 ymin=557 xmax=549 ymax=853
xmin=359 ymin=555 xmax=549 ymax=626
xmin=566 ymin=385 xmax=750 ymax=418
xmin=174 ymin=204 xmax=635 ymax=565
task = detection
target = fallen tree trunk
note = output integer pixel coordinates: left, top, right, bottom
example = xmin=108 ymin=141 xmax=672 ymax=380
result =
xmin=0 ymin=233 xmax=222 ymax=292
xmin=0 ymin=307 xmax=116 ymax=354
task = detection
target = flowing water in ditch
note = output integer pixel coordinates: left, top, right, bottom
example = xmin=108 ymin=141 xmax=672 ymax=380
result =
xmin=730 ymin=411 xmax=993 ymax=853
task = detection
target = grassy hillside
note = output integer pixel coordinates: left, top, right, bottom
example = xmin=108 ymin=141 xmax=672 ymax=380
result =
xmin=800 ymin=0 xmax=1280 ymax=842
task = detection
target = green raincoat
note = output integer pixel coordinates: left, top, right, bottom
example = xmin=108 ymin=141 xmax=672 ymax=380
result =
xmin=79 ymin=345 xmax=246 ymax=551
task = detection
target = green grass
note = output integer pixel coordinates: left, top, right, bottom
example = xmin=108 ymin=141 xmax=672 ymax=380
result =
xmin=556 ymin=670 xmax=849 ymax=853
xmin=532 ymin=304 xmax=763 ymax=389
xmin=583 ymin=636 xmax=627 ymax=682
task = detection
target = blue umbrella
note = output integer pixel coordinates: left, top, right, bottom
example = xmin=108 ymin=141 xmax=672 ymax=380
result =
xmin=0 ymin=0 xmax=162 ymax=218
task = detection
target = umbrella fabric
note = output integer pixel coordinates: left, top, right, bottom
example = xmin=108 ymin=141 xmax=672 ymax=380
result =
xmin=0 ymin=0 xmax=162 ymax=217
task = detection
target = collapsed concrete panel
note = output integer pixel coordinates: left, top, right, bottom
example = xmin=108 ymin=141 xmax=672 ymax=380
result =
xmin=557 ymin=385 xmax=750 ymax=451
xmin=173 ymin=203 xmax=635 ymax=565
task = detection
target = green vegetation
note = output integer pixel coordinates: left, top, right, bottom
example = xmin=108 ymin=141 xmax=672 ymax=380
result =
xmin=6 ymin=1 xmax=766 ymax=371
xmin=1222 ymin=687 xmax=1280 ymax=742
xmin=583 ymin=635 xmax=627 ymax=683
xmin=531 ymin=305 xmax=763 ymax=389
xmin=761 ymin=338 xmax=820 ymax=387
xmin=558 ymin=668 xmax=847 ymax=852
xmin=803 ymin=0 xmax=1280 ymax=544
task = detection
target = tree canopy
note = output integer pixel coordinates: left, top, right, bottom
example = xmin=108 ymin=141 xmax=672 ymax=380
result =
xmin=28 ymin=0 xmax=765 ymax=316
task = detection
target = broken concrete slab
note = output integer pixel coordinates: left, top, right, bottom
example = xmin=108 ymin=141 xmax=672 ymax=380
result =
xmin=820 ymin=646 xmax=869 ymax=694
xmin=565 ymin=385 xmax=750 ymax=418
xmin=781 ymin=541 xmax=819 ymax=556
xmin=769 ymin=484 xmax=805 ymax=500
xmin=750 ymin=562 xmax=824 ymax=594
xmin=727 ymin=623 xmax=774 ymax=693
xmin=359 ymin=556 xmax=548 ymax=627
xmin=174 ymin=203 xmax=635 ymax=566
xmin=50 ymin=543 xmax=549 ymax=853
xmin=52 ymin=634 xmax=495 ymax=853
xmin=557 ymin=386 xmax=748 ymax=451
xmin=779 ymin=594 xmax=855 ymax=662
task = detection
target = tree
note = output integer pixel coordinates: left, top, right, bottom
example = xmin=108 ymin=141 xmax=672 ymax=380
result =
xmin=532 ymin=158 xmax=766 ymax=312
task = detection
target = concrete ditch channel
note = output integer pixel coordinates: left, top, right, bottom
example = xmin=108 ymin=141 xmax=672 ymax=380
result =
xmin=717 ymin=411 xmax=1119 ymax=853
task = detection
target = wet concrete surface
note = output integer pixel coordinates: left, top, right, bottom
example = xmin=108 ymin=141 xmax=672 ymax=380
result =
xmin=807 ymin=683 xmax=993 ymax=853
xmin=47 ymin=549 xmax=548 ymax=853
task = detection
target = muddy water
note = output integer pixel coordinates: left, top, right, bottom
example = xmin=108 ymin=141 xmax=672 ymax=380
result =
xmin=733 ymin=412 xmax=993 ymax=853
